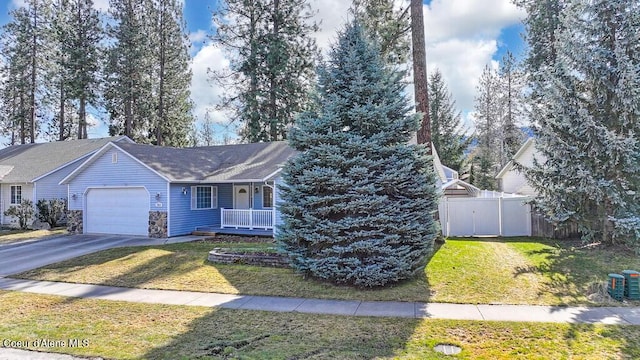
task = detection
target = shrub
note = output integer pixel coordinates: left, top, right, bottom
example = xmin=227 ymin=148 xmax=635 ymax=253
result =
xmin=4 ymin=199 xmax=35 ymax=230
xmin=36 ymin=198 xmax=67 ymax=228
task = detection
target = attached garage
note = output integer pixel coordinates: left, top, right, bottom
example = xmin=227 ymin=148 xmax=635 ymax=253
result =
xmin=85 ymin=187 xmax=150 ymax=236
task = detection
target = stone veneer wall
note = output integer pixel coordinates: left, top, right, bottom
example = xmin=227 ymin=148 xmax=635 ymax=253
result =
xmin=67 ymin=210 xmax=83 ymax=234
xmin=148 ymin=211 xmax=167 ymax=238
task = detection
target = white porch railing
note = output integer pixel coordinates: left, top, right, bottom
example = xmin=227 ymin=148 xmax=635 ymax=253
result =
xmin=221 ymin=208 xmax=274 ymax=229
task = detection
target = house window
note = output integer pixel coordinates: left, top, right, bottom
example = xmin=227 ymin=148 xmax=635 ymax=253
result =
xmin=112 ymin=152 xmax=118 ymax=163
xmin=262 ymin=186 xmax=273 ymax=208
xmin=191 ymin=186 xmax=217 ymax=210
xmin=10 ymin=185 xmax=21 ymax=204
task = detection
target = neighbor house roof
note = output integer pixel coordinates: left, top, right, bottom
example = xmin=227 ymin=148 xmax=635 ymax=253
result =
xmin=0 ymin=136 xmax=131 ymax=183
xmin=496 ymin=138 xmax=535 ymax=179
xmin=62 ymin=141 xmax=298 ymax=184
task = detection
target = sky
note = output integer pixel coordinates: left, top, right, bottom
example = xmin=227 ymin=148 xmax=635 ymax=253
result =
xmin=1 ymin=0 xmax=526 ymax=142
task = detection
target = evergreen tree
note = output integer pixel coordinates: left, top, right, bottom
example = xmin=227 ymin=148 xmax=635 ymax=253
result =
xmin=211 ymin=0 xmax=318 ymax=142
xmin=149 ymin=0 xmax=193 ymax=146
xmin=199 ymin=110 xmax=216 ymax=146
xmin=48 ymin=0 xmax=76 ymax=141
xmin=472 ymin=65 xmax=500 ymax=190
xmin=0 ymin=0 xmax=50 ymax=143
xmin=524 ymin=0 xmax=640 ymax=246
xmin=64 ymin=0 xmax=102 ymax=139
xmin=277 ymin=21 xmax=439 ymax=287
xmin=428 ymin=68 xmax=469 ymax=172
xmin=351 ymin=0 xmax=410 ymax=66
xmin=497 ymin=51 xmax=525 ymax=165
xmin=105 ymin=0 xmax=156 ymax=143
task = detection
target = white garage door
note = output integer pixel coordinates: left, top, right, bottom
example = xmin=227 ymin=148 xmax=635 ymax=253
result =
xmin=85 ymin=188 xmax=149 ymax=236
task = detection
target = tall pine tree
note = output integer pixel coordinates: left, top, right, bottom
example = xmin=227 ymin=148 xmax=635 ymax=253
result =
xmin=149 ymin=0 xmax=193 ymax=146
xmin=472 ymin=65 xmax=500 ymax=190
xmin=277 ymin=21 xmax=439 ymax=287
xmin=0 ymin=0 xmax=50 ymax=143
xmin=105 ymin=0 xmax=155 ymax=142
xmin=211 ymin=0 xmax=318 ymax=142
xmin=64 ymin=0 xmax=102 ymax=139
xmin=524 ymin=0 xmax=640 ymax=246
xmin=428 ymin=68 xmax=469 ymax=172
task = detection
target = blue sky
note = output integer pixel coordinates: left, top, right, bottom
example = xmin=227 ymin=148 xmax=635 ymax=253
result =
xmin=2 ymin=0 xmax=526 ymax=141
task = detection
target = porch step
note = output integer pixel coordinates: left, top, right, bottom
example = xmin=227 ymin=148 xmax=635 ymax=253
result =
xmin=192 ymin=230 xmax=217 ymax=236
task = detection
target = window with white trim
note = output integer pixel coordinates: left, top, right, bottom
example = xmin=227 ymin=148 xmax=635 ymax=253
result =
xmin=191 ymin=186 xmax=217 ymax=209
xmin=262 ymin=186 xmax=273 ymax=208
xmin=10 ymin=185 xmax=21 ymax=204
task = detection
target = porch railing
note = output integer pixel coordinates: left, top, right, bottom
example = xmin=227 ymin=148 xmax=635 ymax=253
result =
xmin=221 ymin=208 xmax=274 ymax=230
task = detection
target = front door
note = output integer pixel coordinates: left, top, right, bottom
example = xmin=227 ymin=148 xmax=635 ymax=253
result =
xmin=234 ymin=185 xmax=250 ymax=209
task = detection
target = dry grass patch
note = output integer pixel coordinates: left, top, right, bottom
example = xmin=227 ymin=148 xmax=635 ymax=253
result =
xmin=1 ymin=290 xmax=639 ymax=359
xmin=0 ymin=228 xmax=67 ymax=245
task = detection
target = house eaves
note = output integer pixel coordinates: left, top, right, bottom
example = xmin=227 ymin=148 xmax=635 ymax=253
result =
xmin=496 ymin=138 xmax=535 ymax=179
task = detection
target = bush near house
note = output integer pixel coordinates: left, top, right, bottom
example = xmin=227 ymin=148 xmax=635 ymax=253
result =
xmin=36 ymin=198 xmax=67 ymax=228
xmin=4 ymin=199 xmax=34 ymax=230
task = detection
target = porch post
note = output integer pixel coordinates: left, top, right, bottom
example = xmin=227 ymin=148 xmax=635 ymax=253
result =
xmin=272 ymin=180 xmax=277 ymax=234
xmin=249 ymin=208 xmax=253 ymax=229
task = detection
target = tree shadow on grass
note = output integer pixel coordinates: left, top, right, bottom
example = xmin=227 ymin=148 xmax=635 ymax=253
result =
xmin=511 ymin=239 xmax=640 ymax=306
xmin=142 ymin=308 xmax=422 ymax=359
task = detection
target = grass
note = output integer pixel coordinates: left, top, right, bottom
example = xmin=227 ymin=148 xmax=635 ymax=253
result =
xmin=0 ymin=228 xmax=67 ymax=245
xmin=1 ymin=290 xmax=639 ymax=359
xmin=15 ymin=237 xmax=640 ymax=305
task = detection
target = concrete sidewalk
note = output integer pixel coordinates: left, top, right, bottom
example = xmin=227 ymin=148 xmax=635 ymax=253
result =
xmin=2 ymin=277 xmax=639 ymax=325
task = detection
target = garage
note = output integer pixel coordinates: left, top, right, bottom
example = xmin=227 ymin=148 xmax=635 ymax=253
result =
xmin=85 ymin=187 xmax=150 ymax=236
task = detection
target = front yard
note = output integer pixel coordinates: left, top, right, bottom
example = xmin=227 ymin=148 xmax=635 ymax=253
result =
xmin=15 ymin=237 xmax=640 ymax=305
xmin=0 ymin=228 xmax=67 ymax=245
xmin=1 ymin=290 xmax=638 ymax=359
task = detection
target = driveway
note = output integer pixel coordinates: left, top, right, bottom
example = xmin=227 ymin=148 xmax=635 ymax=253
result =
xmin=0 ymin=234 xmax=202 ymax=277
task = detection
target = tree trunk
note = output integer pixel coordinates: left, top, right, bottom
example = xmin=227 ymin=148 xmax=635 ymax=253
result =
xmin=29 ymin=0 xmax=38 ymax=144
xmin=269 ymin=0 xmax=280 ymax=141
xmin=156 ymin=0 xmax=165 ymax=146
xmin=20 ymin=89 xmax=26 ymax=145
xmin=78 ymin=96 xmax=86 ymax=139
xmin=59 ymin=81 xmax=65 ymax=141
xmin=410 ymin=0 xmax=430 ymax=152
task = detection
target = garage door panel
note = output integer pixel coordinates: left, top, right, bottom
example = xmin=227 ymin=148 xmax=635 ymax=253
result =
xmin=86 ymin=188 xmax=149 ymax=236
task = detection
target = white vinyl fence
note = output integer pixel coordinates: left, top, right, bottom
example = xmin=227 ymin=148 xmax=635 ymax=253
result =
xmin=438 ymin=195 xmax=532 ymax=237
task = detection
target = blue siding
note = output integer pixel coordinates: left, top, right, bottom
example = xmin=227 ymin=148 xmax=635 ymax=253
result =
xmin=67 ymin=148 xmax=168 ymax=212
xmin=169 ymin=183 xmax=233 ymax=236
xmin=35 ymin=158 xmax=86 ymax=201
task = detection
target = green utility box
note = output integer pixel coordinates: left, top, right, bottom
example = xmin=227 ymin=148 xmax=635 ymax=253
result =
xmin=608 ymin=274 xmax=625 ymax=301
xmin=622 ymin=270 xmax=640 ymax=300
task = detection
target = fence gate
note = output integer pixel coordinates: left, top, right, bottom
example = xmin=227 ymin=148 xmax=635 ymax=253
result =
xmin=439 ymin=196 xmax=532 ymax=237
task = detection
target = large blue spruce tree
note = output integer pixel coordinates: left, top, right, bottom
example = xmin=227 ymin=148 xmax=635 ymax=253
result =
xmin=277 ymin=21 xmax=439 ymax=287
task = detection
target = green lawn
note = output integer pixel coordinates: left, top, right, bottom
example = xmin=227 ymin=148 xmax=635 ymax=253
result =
xmin=0 ymin=228 xmax=67 ymax=245
xmin=15 ymin=237 xmax=640 ymax=305
xmin=1 ymin=290 xmax=638 ymax=359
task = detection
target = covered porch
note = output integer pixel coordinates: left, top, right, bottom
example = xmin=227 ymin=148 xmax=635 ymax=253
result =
xmin=192 ymin=180 xmax=278 ymax=237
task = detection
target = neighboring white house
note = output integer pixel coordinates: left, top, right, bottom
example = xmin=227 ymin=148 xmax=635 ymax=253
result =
xmin=495 ymin=138 xmax=543 ymax=196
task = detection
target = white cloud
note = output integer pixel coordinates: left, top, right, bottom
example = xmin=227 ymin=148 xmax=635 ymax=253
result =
xmin=308 ymin=0 xmax=352 ymax=52
xmin=189 ymin=29 xmax=208 ymax=44
xmin=189 ymin=42 xmax=229 ymax=124
xmin=422 ymin=0 xmax=524 ymax=120
xmin=424 ymin=0 xmax=525 ymax=42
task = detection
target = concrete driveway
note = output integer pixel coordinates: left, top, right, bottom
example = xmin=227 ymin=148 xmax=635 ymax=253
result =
xmin=0 ymin=234 xmax=203 ymax=277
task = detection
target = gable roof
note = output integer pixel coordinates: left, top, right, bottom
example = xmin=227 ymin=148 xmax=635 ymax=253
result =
xmin=0 ymin=136 xmax=131 ymax=183
xmin=62 ymin=141 xmax=298 ymax=184
xmin=496 ymin=138 xmax=535 ymax=179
